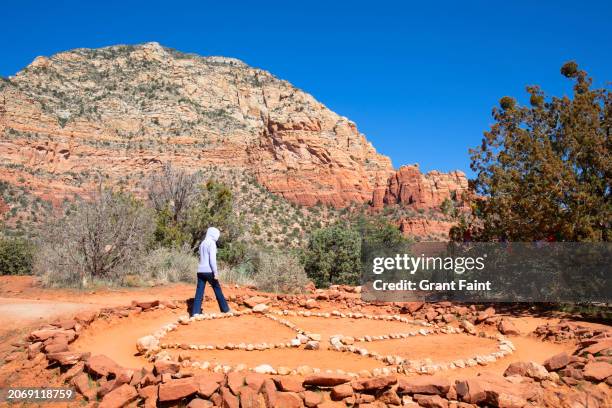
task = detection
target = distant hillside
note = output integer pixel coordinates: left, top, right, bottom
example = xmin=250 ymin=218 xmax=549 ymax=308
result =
xmin=0 ymin=42 xmax=467 ymax=240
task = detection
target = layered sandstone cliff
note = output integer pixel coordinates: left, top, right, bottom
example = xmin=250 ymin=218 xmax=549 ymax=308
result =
xmin=0 ymin=42 xmax=468 ymax=238
xmin=0 ymin=42 xmax=392 ymax=207
xmin=372 ymin=165 xmax=469 ymax=209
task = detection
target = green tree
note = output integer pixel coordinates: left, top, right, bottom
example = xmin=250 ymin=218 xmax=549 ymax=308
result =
xmin=0 ymin=236 xmax=34 ymax=275
xmin=303 ymin=223 xmax=361 ymax=287
xmin=352 ymin=214 xmax=407 ymax=248
xmin=455 ymin=62 xmax=611 ymax=242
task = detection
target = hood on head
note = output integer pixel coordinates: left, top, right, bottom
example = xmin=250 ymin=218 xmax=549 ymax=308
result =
xmin=205 ymin=227 xmax=220 ymax=242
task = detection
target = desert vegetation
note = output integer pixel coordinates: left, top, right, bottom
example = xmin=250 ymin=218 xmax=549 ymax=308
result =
xmin=33 ymin=188 xmax=154 ymax=287
xmin=0 ymin=163 xmax=409 ymax=290
xmin=453 ymin=62 xmax=611 ymax=243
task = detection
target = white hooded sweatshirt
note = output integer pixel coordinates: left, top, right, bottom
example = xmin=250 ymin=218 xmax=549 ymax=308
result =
xmin=198 ymin=227 xmax=220 ymax=278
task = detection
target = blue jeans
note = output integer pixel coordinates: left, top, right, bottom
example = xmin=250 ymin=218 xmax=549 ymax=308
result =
xmin=191 ymin=273 xmax=229 ymax=315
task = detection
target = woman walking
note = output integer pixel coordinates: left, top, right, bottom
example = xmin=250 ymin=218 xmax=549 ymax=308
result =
xmin=191 ymin=227 xmax=230 ymax=316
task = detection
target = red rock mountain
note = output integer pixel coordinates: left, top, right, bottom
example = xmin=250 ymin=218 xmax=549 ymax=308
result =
xmin=0 ymin=43 xmax=467 ymax=237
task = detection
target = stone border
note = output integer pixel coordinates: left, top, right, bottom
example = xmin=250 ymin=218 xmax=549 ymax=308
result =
xmin=139 ymin=306 xmax=515 ymax=378
xmin=328 ymin=329 xmax=516 ymax=374
xmin=148 ymin=310 xmax=312 ymax=353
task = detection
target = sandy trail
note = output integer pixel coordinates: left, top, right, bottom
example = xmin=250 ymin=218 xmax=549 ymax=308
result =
xmin=0 ymin=297 xmax=96 ymax=326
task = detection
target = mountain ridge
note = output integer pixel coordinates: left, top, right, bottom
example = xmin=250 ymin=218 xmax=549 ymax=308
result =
xmin=0 ymin=42 xmax=467 ymax=238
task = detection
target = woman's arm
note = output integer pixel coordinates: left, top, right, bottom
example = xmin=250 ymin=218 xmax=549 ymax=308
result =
xmin=209 ymin=243 xmax=218 ymax=279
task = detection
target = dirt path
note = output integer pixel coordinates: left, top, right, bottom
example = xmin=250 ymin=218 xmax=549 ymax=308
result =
xmin=0 ymin=297 xmax=96 ymax=330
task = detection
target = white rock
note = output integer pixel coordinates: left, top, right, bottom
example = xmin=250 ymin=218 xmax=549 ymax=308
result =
xmin=136 ymin=335 xmax=159 ymax=353
xmin=254 ymin=364 xmax=275 ymax=374
xmin=252 ymin=303 xmax=268 ymax=313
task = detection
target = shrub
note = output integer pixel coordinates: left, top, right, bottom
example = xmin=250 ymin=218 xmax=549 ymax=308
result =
xmin=219 ymin=262 xmax=256 ymax=287
xmin=146 ymin=165 xmax=244 ymax=262
xmin=0 ymin=236 xmax=34 ymax=275
xmin=303 ymin=224 xmax=361 ymax=287
xmin=137 ymin=246 xmax=197 ymax=285
xmin=35 ymin=189 xmax=154 ymax=288
xmin=252 ymin=250 xmax=307 ymax=294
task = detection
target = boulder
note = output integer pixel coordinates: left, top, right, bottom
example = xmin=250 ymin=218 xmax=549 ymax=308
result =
xmin=476 ymin=307 xmax=496 ymax=323
xmin=583 ymin=362 xmax=612 ymax=382
xmin=303 ymin=373 xmax=352 ymax=387
xmin=227 ymin=372 xmax=245 ymax=395
xmin=330 ymin=383 xmax=353 ymax=400
xmin=414 ymin=394 xmax=449 ymax=408
xmin=401 ymin=302 xmax=424 ymax=314
xmin=460 ymin=320 xmax=476 ymax=335
xmin=238 ymin=386 xmax=261 ymax=408
xmin=378 ymin=388 xmax=401 ymax=405
xmin=72 ymin=372 xmax=96 ymax=401
xmin=274 ymin=377 xmax=304 ymax=393
xmin=61 ymin=361 xmax=85 ymax=383
xmin=137 ymin=384 xmax=158 ymax=400
xmin=582 ymin=339 xmax=612 ymax=355
xmin=274 ymin=391 xmax=303 ymax=408
xmin=160 ymin=300 xmax=179 ymax=309
xmin=397 ymin=376 xmax=451 ymax=395
xmin=47 ymin=351 xmax=90 ymax=366
xmin=136 ymin=335 xmax=160 ymax=354
xmin=442 ymin=314 xmax=456 ymax=323
xmin=245 ymin=373 xmax=266 ymax=392
xmin=44 ymin=338 xmax=69 ymax=353
xmin=159 ymin=377 xmax=198 ymax=401
xmin=97 ymin=379 xmax=118 ymax=399
xmin=245 ymin=296 xmax=269 ymax=308
xmin=351 ymin=375 xmax=397 ymax=392
xmin=498 ymin=318 xmax=520 ymax=335
xmin=304 ymin=341 xmax=320 ymax=350
xmin=134 ymin=300 xmax=160 ymax=310
xmin=29 ymin=329 xmax=67 ymax=342
xmin=27 ymin=342 xmax=44 ymax=359
xmin=74 ymin=310 xmax=97 ymax=324
xmin=193 ymin=374 xmax=221 ymax=398
xmin=305 ymin=299 xmax=319 ymax=309
xmin=86 ymin=354 xmax=122 ymax=377
xmin=503 ymin=361 xmax=549 ymax=381
xmin=220 ymin=386 xmax=239 ymax=408
xmin=98 ymin=384 xmax=138 ymax=408
xmin=455 ymin=374 xmax=540 ymax=405
xmin=303 ymin=390 xmax=322 ymax=407
xmin=54 ymin=319 xmax=77 ymax=330
xmin=252 ymin=303 xmax=269 ymax=313
xmin=316 ymin=402 xmax=346 ymax=408
xmin=187 ymin=398 xmax=213 ymax=408
xmin=154 ymin=360 xmax=180 ymax=375
xmin=543 ymin=352 xmax=571 ymax=371
xmin=425 ymin=311 xmax=438 ymax=322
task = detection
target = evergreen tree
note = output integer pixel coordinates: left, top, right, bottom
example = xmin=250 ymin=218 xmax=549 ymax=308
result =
xmin=453 ymin=62 xmax=610 ymax=242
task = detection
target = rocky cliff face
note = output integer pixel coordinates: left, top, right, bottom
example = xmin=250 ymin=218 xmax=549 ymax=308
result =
xmin=0 ymin=42 xmax=391 ymax=208
xmin=0 ymin=42 xmax=468 ymax=238
xmin=372 ymin=165 xmax=469 ymax=209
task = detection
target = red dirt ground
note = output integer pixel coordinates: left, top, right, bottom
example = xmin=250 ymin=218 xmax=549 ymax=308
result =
xmin=162 ymin=314 xmax=299 ymax=346
xmin=0 ymin=275 xmax=608 ymax=393
xmin=282 ymin=315 xmax=422 ymax=339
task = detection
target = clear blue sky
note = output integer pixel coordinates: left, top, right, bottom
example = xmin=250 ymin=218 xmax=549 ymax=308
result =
xmin=2 ymin=1 xmax=610 ymax=176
